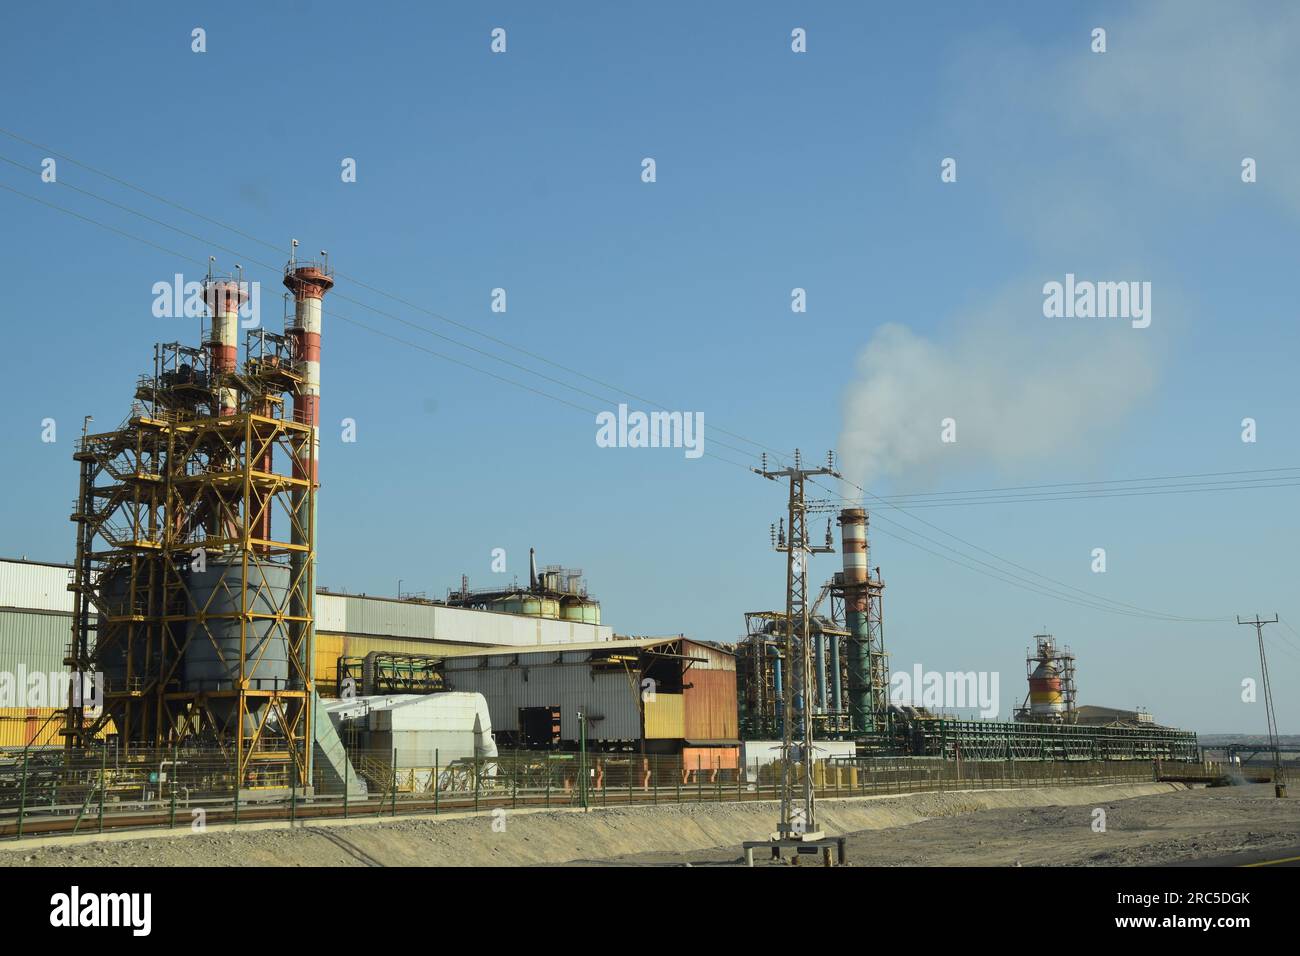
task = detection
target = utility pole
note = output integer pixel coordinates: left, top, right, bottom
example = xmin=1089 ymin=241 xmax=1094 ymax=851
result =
xmin=755 ymin=449 xmax=838 ymax=841
xmin=1236 ymin=614 xmax=1287 ymax=798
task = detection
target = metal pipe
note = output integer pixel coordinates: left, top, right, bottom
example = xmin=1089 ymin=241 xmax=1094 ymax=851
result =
xmin=829 ymin=634 xmax=842 ymax=713
xmin=770 ymin=645 xmax=783 ymax=718
xmin=814 ymin=630 xmax=827 ymax=714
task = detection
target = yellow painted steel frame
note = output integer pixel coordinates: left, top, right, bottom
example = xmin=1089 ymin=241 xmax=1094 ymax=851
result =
xmin=67 ymin=409 xmax=316 ymax=787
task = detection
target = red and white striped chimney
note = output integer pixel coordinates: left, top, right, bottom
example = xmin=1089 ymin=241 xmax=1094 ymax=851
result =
xmin=203 ymin=278 xmax=246 ymax=416
xmin=283 ymin=252 xmax=333 ymax=712
xmin=283 ymin=257 xmax=332 ymax=482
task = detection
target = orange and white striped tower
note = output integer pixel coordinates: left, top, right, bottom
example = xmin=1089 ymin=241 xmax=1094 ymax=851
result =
xmin=283 ymin=252 xmax=333 ymax=707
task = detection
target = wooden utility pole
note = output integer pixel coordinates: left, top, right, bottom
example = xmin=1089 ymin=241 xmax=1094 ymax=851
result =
xmin=1236 ymin=614 xmax=1287 ymax=798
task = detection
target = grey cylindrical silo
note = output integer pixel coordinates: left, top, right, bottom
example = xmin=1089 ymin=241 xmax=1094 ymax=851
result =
xmin=184 ymin=556 xmax=291 ymax=733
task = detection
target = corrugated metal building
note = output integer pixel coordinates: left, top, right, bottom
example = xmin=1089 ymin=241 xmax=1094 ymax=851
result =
xmin=0 ymin=558 xmax=613 ymax=716
xmin=313 ymin=592 xmax=612 ymax=696
xmin=440 ymin=637 xmax=740 ymax=768
xmin=0 ymin=559 xmax=75 ymax=613
xmin=0 ymin=560 xmax=76 ymax=745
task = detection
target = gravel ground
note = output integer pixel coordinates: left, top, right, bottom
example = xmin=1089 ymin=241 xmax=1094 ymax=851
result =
xmin=595 ymin=783 xmax=1300 ymax=867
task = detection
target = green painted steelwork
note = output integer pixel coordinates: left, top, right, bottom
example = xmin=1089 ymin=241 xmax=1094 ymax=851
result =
xmin=903 ymin=717 xmax=1200 ymax=762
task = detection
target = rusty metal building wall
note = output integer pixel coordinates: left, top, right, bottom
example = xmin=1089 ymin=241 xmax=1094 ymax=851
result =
xmin=683 ymin=669 xmax=738 ymax=740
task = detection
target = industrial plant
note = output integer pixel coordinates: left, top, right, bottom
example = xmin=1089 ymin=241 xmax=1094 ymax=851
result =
xmin=0 ymin=252 xmax=1202 ymax=847
xmin=731 ymin=500 xmax=1198 ymax=765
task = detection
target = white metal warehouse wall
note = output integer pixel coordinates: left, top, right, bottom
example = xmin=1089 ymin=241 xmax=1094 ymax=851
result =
xmin=0 ymin=558 xmax=611 ymax=682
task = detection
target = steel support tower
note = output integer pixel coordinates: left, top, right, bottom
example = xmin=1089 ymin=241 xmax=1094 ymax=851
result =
xmin=754 ymin=449 xmax=838 ymax=841
xmin=63 ymin=260 xmax=326 ymax=790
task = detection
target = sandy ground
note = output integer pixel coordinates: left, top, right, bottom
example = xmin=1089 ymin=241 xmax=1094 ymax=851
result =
xmin=597 ymin=783 xmax=1300 ymax=867
xmin=0 ymin=782 xmax=1293 ymax=867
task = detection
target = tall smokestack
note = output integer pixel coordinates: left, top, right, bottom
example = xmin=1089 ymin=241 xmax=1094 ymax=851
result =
xmin=204 ymin=277 xmax=246 ymax=416
xmin=838 ymin=507 xmax=871 ymax=733
xmin=283 ymin=254 xmax=333 ymax=703
xmin=283 ymin=260 xmax=331 ymax=464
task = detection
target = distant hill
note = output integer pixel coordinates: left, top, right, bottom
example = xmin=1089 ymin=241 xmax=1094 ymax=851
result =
xmin=1200 ymin=734 xmax=1300 ymax=747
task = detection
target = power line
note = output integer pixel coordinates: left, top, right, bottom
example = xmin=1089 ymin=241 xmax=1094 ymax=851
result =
xmin=874 ymin=466 xmax=1300 ymax=501
xmin=0 ymin=131 xmax=789 ymax=462
xmin=864 ymin=520 xmax=1220 ymax=621
xmin=831 ymin=478 xmax=1300 ymax=509
xmin=0 ymin=178 xmax=1237 ymax=629
xmin=808 ymin=471 xmax=1228 ymax=623
xmin=851 ymin=504 xmax=1222 ymax=622
xmin=0 ymin=154 xmax=764 ymax=463
xmin=0 ymin=134 xmax=1273 ymax=628
xmin=0 ymin=177 xmax=758 ymax=471
xmin=1270 ymin=617 xmax=1300 ymax=661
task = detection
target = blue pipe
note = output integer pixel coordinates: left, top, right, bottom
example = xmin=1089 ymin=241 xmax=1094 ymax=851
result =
xmin=770 ymin=645 xmax=783 ymax=714
xmin=814 ymin=631 xmax=827 ymax=714
xmin=829 ymin=634 xmax=841 ymax=712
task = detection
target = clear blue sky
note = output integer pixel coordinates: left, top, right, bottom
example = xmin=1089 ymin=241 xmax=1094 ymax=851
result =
xmin=1 ymin=1 xmax=1296 ymax=733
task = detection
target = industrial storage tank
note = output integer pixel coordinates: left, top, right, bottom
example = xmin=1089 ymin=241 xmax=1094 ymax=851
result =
xmin=560 ymin=597 xmax=601 ymax=625
xmin=183 ymin=556 xmax=292 ymax=693
xmin=96 ymin=565 xmax=153 ymax=694
xmin=1028 ymin=659 xmax=1064 ymax=716
xmin=490 ymin=591 xmax=561 ymax=619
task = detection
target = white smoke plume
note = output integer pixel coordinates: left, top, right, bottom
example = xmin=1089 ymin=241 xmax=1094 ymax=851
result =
xmin=837 ymin=290 xmax=1161 ymax=494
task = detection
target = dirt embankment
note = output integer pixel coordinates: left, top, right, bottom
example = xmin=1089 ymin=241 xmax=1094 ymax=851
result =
xmin=0 ymin=782 xmax=1207 ymax=867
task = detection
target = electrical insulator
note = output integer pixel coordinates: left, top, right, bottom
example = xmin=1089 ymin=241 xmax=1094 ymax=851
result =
xmin=825 ymin=518 xmax=833 ymax=548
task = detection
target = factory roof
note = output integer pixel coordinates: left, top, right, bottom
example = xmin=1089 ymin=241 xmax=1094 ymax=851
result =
xmin=1074 ymin=704 xmax=1156 ymax=726
xmin=441 ymin=635 xmax=728 ymax=658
